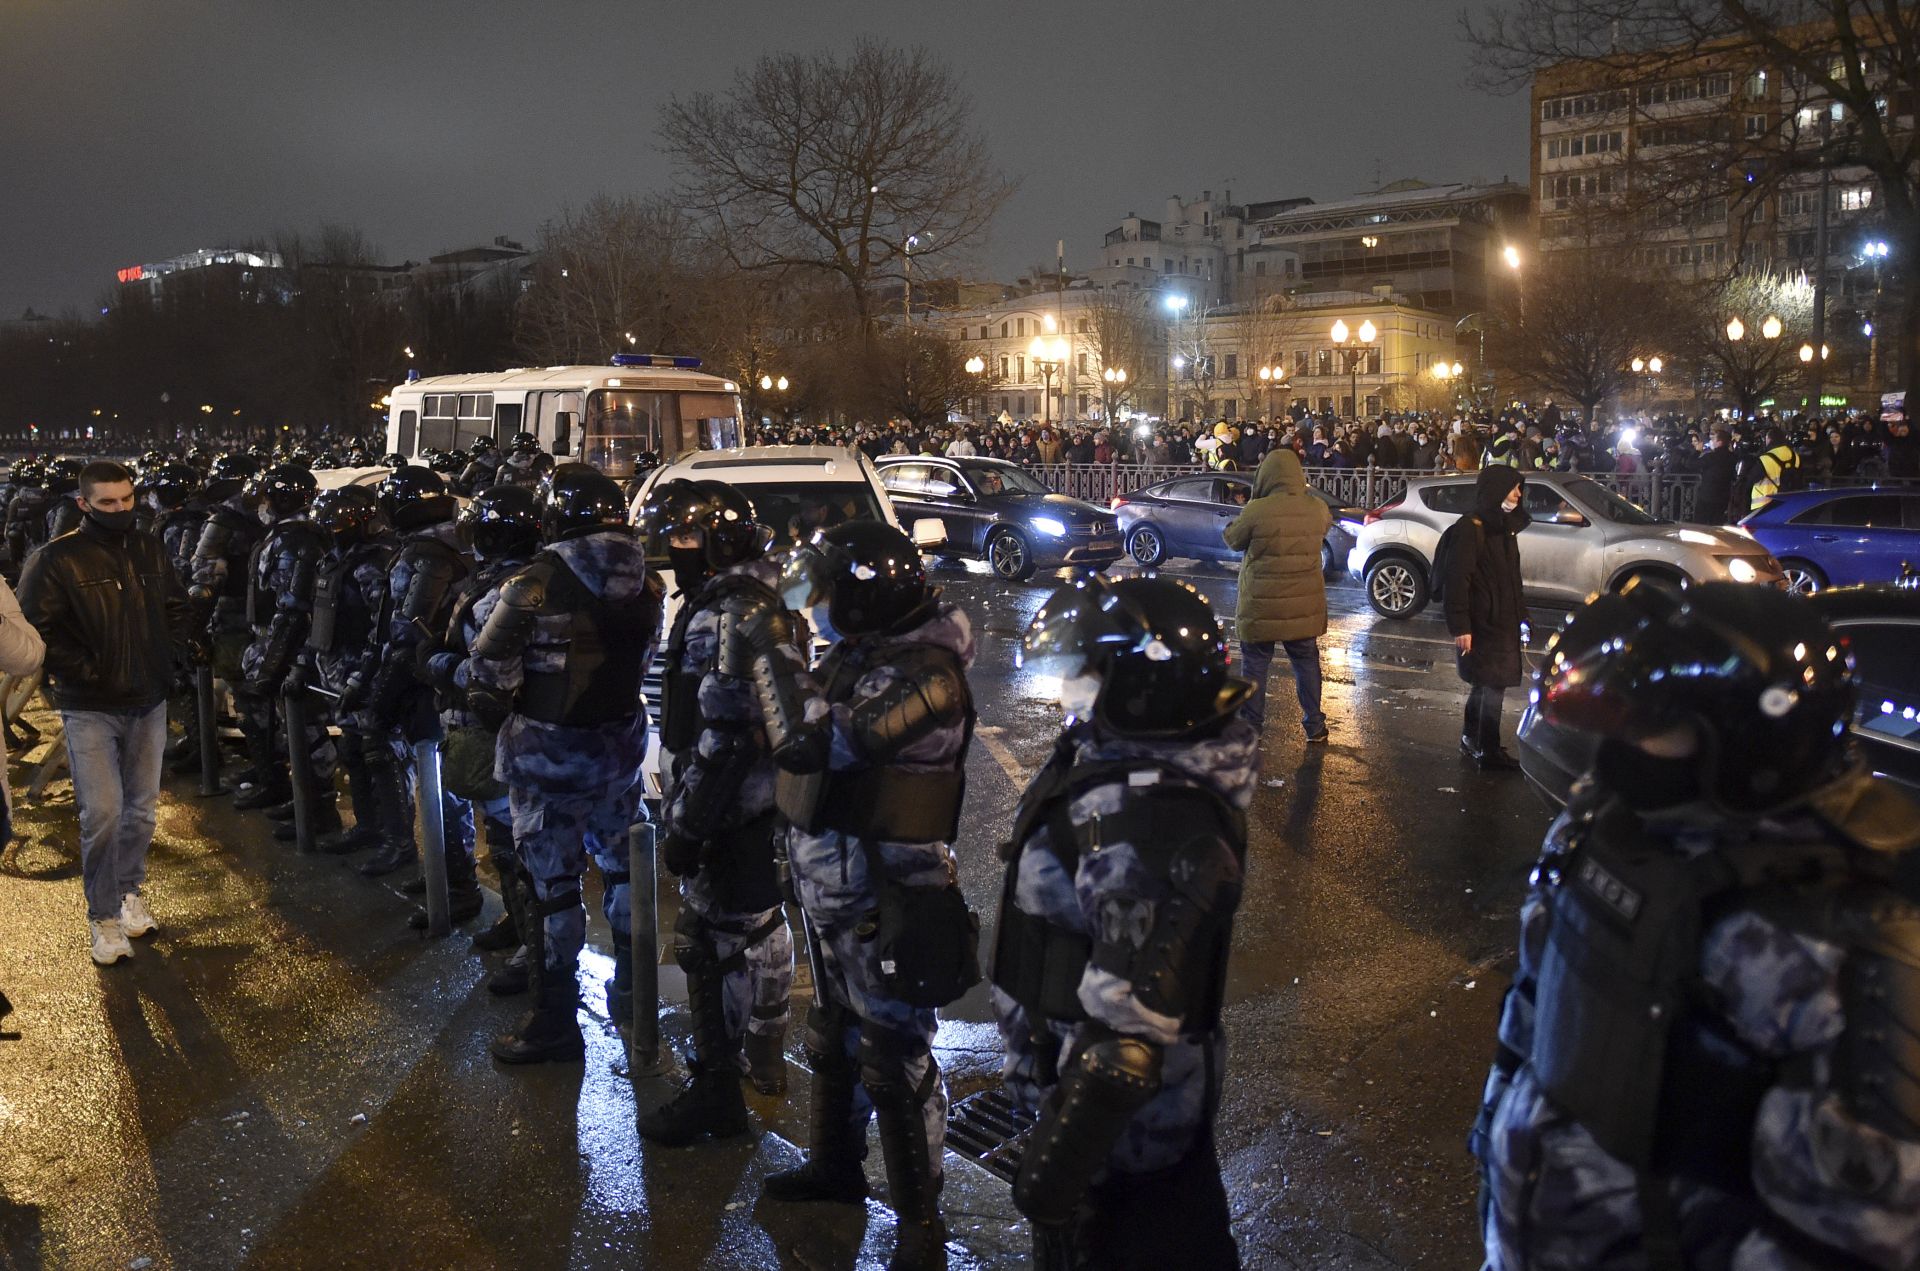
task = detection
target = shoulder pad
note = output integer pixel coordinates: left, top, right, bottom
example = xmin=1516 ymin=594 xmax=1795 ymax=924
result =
xmin=499 ymin=559 xmax=556 ymax=610
xmin=718 ymin=579 xmax=782 ymax=621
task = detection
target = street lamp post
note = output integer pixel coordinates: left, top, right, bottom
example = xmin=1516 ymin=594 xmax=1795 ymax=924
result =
xmin=1100 ymin=366 xmax=1129 ymax=426
xmin=1330 ymin=318 xmax=1378 ymax=420
xmin=965 ymin=355 xmax=987 ymax=420
xmin=1028 ymin=335 xmax=1068 ymax=428
xmin=1164 ymin=294 xmax=1188 ymax=420
xmin=1256 ymin=364 xmax=1289 ymax=420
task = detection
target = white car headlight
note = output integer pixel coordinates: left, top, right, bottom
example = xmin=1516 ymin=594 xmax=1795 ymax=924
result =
xmin=1031 ymin=516 xmax=1067 ymax=537
xmin=1726 ymin=557 xmax=1759 ymax=583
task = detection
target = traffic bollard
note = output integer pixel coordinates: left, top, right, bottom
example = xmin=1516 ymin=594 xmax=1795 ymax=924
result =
xmin=627 ymin=820 xmax=663 ymax=1076
xmin=283 ymin=680 xmax=318 ymax=854
xmin=412 ymin=737 xmax=450 ymax=938
xmin=194 ymin=666 xmax=225 ymax=798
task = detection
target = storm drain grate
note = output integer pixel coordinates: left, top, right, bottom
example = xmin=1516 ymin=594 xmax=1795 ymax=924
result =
xmin=944 ymin=1087 xmax=1035 ymax=1183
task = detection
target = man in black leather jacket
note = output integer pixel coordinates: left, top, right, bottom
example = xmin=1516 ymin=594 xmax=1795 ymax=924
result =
xmin=18 ymin=461 xmax=195 ymax=966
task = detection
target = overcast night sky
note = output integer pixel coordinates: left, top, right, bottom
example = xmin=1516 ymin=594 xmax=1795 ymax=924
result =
xmin=1 ymin=0 xmax=1526 ymax=321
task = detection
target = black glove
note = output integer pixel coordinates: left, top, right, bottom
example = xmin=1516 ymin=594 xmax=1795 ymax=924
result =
xmin=469 ymin=687 xmax=511 ymax=731
xmin=660 ymin=830 xmax=703 ymax=877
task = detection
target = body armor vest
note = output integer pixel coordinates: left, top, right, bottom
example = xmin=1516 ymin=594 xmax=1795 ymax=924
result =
xmin=989 ymin=737 xmax=1245 ymax=1037
xmin=660 ymin=571 xmax=783 ymax=754
xmin=248 ymin=520 xmax=326 ymax=628
xmin=309 ymin=544 xmax=389 ymax=654
xmin=517 ymin=550 xmax=658 ymax=727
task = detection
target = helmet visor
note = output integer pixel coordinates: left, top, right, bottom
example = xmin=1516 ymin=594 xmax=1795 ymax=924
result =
xmin=779 ymin=541 xmax=833 ymax=611
xmin=1018 ymin=579 xmax=1129 ymax=679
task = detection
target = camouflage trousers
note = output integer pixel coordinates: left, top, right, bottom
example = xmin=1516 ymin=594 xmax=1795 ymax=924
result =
xmin=233 ymin=679 xmax=337 ymax=781
xmin=810 ymin=917 xmax=947 ymax=1182
xmin=677 ymin=871 xmax=794 ymax=1064
xmin=508 ymin=781 xmax=642 ymax=970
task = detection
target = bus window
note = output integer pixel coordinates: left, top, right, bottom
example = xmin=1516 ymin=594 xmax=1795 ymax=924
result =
xmin=396 ymin=410 xmax=418 ymax=456
xmin=456 ymin=394 xmax=494 ymax=448
xmin=529 ymin=391 xmax=583 ymax=456
xmin=673 ymin=392 xmax=747 ymax=453
xmin=494 ymin=401 xmax=523 ymax=441
xmin=421 ymin=394 xmax=457 ymax=451
xmin=584 ymin=390 xmax=671 ymax=478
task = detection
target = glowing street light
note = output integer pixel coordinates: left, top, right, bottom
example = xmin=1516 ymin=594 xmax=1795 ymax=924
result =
xmin=1329 ymin=317 xmax=1377 ymax=419
xmin=1727 ymin=316 xmax=1745 ymax=341
xmin=1649 ymin=356 xmax=1663 ymax=373
xmin=1761 ymin=314 xmax=1783 ymax=340
xmin=1632 ymin=357 xmax=1646 ymax=372
xmin=1503 ymin=244 xmax=1523 ymax=271
xmin=1164 ymin=294 xmax=1188 ymax=314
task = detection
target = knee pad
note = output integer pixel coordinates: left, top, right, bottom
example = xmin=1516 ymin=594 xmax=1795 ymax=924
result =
xmin=804 ymin=1000 xmax=855 ymax=1069
xmin=672 ymin=910 xmax=719 ymax=977
xmin=858 ymin=1021 xmax=932 ymax=1095
xmin=535 ymin=886 xmax=582 ymax=917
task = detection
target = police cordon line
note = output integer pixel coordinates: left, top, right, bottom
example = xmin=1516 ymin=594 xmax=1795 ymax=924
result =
xmin=17 ymin=444 xmax=1920 ymax=1271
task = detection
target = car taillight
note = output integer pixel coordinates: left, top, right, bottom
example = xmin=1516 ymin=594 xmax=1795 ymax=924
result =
xmin=1110 ymin=495 xmax=1129 ymax=510
xmin=1363 ymin=498 xmax=1402 ymax=526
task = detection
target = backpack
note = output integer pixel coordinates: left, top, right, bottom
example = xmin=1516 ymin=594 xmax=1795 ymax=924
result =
xmin=1429 ymin=514 xmax=1482 ymax=604
xmin=1774 ymin=448 xmax=1809 ymax=493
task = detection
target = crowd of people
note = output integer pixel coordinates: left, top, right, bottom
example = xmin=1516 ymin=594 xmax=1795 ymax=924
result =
xmin=0 ymin=422 xmax=1916 ymax=1270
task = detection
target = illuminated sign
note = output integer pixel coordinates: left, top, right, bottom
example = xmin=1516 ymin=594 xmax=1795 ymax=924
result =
xmin=117 ymin=265 xmax=145 ymax=283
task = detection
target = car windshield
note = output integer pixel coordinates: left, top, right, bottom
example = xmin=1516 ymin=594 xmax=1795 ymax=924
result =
xmin=734 ymin=481 xmax=887 ymax=547
xmin=1564 ymin=477 xmax=1664 ymax=525
xmin=964 ymin=463 xmax=1049 ymax=496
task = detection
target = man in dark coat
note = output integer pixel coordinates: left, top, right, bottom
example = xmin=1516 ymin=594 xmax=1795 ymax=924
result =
xmin=1692 ymin=427 xmax=1739 ymax=524
xmin=1444 ymin=466 xmax=1528 ymax=771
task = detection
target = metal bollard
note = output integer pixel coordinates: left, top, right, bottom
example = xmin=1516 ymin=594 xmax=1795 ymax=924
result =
xmin=283 ymin=680 xmax=318 ymax=854
xmin=627 ymin=820 xmax=663 ymax=1076
xmin=194 ymin=666 xmax=225 ymax=798
xmin=412 ymin=736 xmax=450 ymax=938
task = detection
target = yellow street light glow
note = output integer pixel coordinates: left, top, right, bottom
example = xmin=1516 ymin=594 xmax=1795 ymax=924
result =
xmin=776 ymin=376 xmax=789 ymax=391
xmin=1042 ymin=314 xmax=1057 ymax=334
xmin=1330 ymin=319 xmax=1350 ymax=344
xmin=1503 ymin=245 xmax=1522 ymax=270
xmin=1649 ymin=356 xmax=1663 ymax=373
xmin=1726 ymin=316 xmax=1745 ymax=341
xmin=1357 ymin=319 xmax=1377 ymax=343
xmin=1761 ymin=314 xmax=1783 ymax=340
xmin=1800 ymin=343 xmax=1815 ymax=362
xmin=965 ymin=356 xmax=985 ymax=374
xmin=200 ymin=403 xmax=213 ymax=413
xmin=759 ymin=375 xmax=773 ymax=390
xmin=1632 ymin=357 xmax=1645 ymax=372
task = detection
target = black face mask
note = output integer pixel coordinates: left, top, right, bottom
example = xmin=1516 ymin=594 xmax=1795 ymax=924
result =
xmin=1596 ymin=739 xmax=1703 ymax=812
xmin=668 ymin=545 xmax=711 ymax=589
xmin=86 ymin=505 xmax=137 ymax=534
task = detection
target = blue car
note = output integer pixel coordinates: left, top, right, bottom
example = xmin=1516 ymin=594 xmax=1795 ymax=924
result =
xmin=1111 ymin=473 xmax=1360 ymax=576
xmin=1739 ymin=487 xmax=1920 ymax=594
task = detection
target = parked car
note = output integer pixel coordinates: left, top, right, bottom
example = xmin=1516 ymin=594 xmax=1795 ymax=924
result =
xmin=1517 ymin=583 xmax=1920 ymax=809
xmin=874 ymin=455 xmax=1123 ymax=581
xmin=1347 ymin=472 xmax=1784 ymax=619
xmin=1738 ymin=486 xmax=1920 ymax=595
xmin=1110 ymin=472 xmax=1361 ymax=576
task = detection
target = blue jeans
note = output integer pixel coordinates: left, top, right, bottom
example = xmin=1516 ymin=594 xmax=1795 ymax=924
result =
xmin=1239 ymin=639 xmax=1325 ymax=735
xmin=62 ymin=704 xmax=169 ymax=921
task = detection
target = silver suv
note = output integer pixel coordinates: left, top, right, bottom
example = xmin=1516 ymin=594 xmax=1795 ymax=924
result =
xmin=1348 ymin=472 xmax=1785 ymax=618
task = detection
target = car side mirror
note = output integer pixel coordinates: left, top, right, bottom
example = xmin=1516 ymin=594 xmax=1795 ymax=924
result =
xmin=1555 ymin=511 xmax=1588 ymax=527
xmin=910 ymin=518 xmax=948 ymax=549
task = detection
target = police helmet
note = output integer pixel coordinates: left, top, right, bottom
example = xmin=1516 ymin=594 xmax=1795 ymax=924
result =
xmin=540 ymin=463 xmax=630 ymax=541
xmin=208 ymin=453 xmax=263 ymax=486
xmin=138 ymin=462 xmax=199 ymax=510
xmin=1021 ymin=575 xmax=1252 ymax=737
xmin=186 ymin=446 xmax=215 ymax=472
xmin=380 ymin=451 xmax=408 ymax=469
xmin=247 ymin=464 xmax=319 ymax=520
xmin=1535 ymin=579 xmax=1856 ymax=813
xmin=43 ymin=457 xmax=84 ymax=498
xmin=7 ymin=459 xmax=44 ymax=489
xmin=286 ymin=449 xmax=316 ymax=471
xmin=508 ymin=430 xmax=540 ymax=455
xmin=376 ymin=464 xmax=456 ymax=530
xmin=137 ymin=450 xmax=168 ymax=475
xmin=459 ymin=484 xmax=541 ymax=561
xmin=780 ymin=520 xmax=929 ymax=636
xmin=469 ymin=435 xmax=497 ymax=453
xmin=642 ymin=479 xmax=767 ymax=572
xmin=313 ymin=485 xmax=389 ymax=548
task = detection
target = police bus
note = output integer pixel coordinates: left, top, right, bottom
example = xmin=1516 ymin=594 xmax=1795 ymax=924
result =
xmin=383 ymin=354 xmax=748 ymax=479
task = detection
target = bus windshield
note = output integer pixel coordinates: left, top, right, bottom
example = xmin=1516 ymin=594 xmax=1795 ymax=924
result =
xmin=584 ymin=389 xmax=746 ymax=476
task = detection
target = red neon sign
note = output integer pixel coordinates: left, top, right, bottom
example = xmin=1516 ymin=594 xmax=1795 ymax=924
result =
xmin=116 ymin=265 xmax=145 ymax=283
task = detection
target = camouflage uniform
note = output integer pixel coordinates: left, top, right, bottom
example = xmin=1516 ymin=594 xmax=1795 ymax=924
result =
xmin=468 ymin=528 xmax=660 ymax=973
xmin=189 ymin=494 xmax=264 ymax=683
xmin=489 ymin=451 xmax=553 ymax=491
xmin=3 ymin=482 xmax=49 ymax=575
xmin=311 ymin=536 xmax=397 ymax=843
xmin=1474 ymin=782 xmax=1920 ymax=1271
xmin=784 ymin=602 xmax=977 ymax=1190
xmin=660 ymin=556 xmax=796 ymax=1076
xmin=990 ymin=720 xmax=1257 ymax=1270
xmin=152 ymin=498 xmax=209 ymax=582
xmin=237 ymin=517 xmax=337 ymax=795
xmin=430 ymin=554 xmax=529 ymax=889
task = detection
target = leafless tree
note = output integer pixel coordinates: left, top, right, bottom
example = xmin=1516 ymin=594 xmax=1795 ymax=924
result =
xmin=659 ymin=41 xmax=1017 ymax=337
xmin=1677 ymin=266 xmax=1820 ymax=412
xmin=1464 ymin=1 xmax=1920 ymax=405
xmin=515 ymin=194 xmax=703 ymax=366
xmin=1081 ymin=289 xmax=1158 ymax=420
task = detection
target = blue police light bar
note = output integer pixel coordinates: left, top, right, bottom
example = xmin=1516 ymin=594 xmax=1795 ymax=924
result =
xmin=610 ymin=353 xmax=702 ymax=369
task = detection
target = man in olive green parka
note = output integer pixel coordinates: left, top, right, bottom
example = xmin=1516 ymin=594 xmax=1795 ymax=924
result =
xmin=1223 ymin=448 xmax=1332 ymax=741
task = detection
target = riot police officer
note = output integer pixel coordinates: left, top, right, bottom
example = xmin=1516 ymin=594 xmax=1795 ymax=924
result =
xmin=306 ymin=486 xmax=398 ymax=857
xmin=991 ymin=575 xmax=1256 ymax=1271
xmin=3 ymin=459 xmax=48 ymax=580
xmin=352 ymin=466 xmax=469 ymax=882
xmin=1472 ymin=580 xmax=1920 ymax=1269
xmin=189 ymin=453 xmax=266 ymax=789
xmin=469 ymin=463 xmax=662 ymax=1065
xmin=454 ymin=434 xmax=502 ymax=496
xmin=747 ymin=521 xmax=978 ymax=1271
xmin=42 ymin=458 xmax=85 ymax=541
xmin=142 ymin=463 xmax=208 ymax=580
xmin=489 ymin=432 xmax=553 ymax=491
xmin=412 ymin=486 xmax=541 ymax=936
xmin=229 ymin=465 xmax=323 ymax=815
xmin=633 ymin=480 xmax=798 ymax=1146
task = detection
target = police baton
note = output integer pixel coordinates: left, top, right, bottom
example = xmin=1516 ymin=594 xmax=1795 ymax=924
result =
xmin=626 ymin=820 xmax=664 ymax=1076
xmin=412 ymin=734 xmax=451 ymax=938
xmin=193 ymin=665 xmax=226 ymax=798
xmin=282 ymin=674 xmax=320 ymax=855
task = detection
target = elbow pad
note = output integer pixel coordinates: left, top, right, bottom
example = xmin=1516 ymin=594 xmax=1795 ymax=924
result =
xmin=849 ymin=658 xmax=965 ymax=762
xmin=1125 ymin=835 xmax=1242 ymax=1024
xmin=1836 ymin=911 xmax=1920 ymax=1141
xmin=471 ymin=568 xmax=546 ymax=662
xmin=1012 ymin=1033 xmax=1164 ymax=1227
xmin=671 ymin=733 xmax=762 ymax=842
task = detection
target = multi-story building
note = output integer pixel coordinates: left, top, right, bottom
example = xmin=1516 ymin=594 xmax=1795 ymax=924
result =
xmin=112 ymin=247 xmax=289 ymax=304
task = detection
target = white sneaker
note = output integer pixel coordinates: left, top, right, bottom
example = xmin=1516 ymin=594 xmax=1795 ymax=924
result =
xmin=90 ymin=918 xmax=133 ymax=965
xmin=119 ymin=893 xmax=156 ymax=938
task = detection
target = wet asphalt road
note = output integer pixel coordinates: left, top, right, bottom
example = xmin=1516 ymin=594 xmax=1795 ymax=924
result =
xmin=0 ymin=555 xmax=1568 ymax=1271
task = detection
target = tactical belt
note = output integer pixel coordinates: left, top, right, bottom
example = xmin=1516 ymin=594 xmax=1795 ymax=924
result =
xmin=519 ymin=670 xmax=639 ymax=727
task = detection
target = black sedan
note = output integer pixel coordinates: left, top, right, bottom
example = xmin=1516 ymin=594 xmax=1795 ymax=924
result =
xmin=875 ymin=456 xmax=1123 ymax=581
xmin=1516 ymin=583 xmax=1920 ymax=809
xmin=1110 ymin=472 xmax=1361 ymax=576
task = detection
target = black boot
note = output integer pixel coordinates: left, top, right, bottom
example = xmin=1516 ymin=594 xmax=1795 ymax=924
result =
xmin=265 ymin=800 xmax=297 ymax=822
xmin=317 ymin=824 xmax=377 ymax=855
xmin=491 ymin=954 xmax=585 ymax=1064
xmin=744 ymin=1028 xmax=789 ymax=1096
xmin=606 ymin=937 xmax=633 ymax=1025
xmin=472 ymin=913 xmax=519 ymax=953
xmin=762 ymin=1042 xmax=870 ymax=1204
xmin=358 ymin=839 xmax=414 ymax=877
xmin=487 ymin=950 xmax=531 ymax=996
xmin=232 ymin=775 xmax=291 ymax=811
xmin=408 ymin=848 xmax=486 ymax=930
xmin=871 ymin=1064 xmax=947 ymax=1271
xmin=635 ymin=947 xmax=749 ymax=1146
xmin=275 ymin=796 xmax=341 ymax=843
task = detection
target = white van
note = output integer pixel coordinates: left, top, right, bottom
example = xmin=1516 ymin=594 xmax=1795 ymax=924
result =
xmin=383 ymin=354 xmax=747 ymax=479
